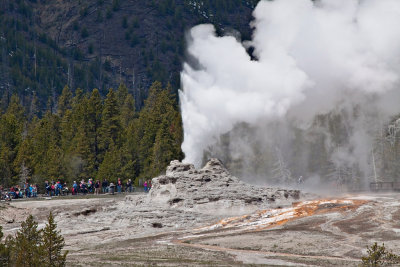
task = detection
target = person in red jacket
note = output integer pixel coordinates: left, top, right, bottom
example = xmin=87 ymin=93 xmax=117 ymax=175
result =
xmin=117 ymin=178 xmax=122 ymax=193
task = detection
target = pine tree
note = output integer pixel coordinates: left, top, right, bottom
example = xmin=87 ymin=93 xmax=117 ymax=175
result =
xmin=28 ymin=92 xmax=40 ymax=120
xmin=169 ymin=104 xmax=184 ymax=161
xmin=71 ymin=125 xmax=92 ymax=179
xmin=0 ymin=225 xmax=10 ymax=267
xmin=100 ymin=88 xmax=121 ymax=151
xmin=151 ymin=118 xmax=174 ymax=176
xmin=9 ymin=215 xmax=43 ymax=267
xmin=0 ymin=146 xmax=13 ymax=187
xmin=0 ymin=97 xmax=24 ymax=186
xmin=85 ymin=89 xmax=103 ymax=173
xmin=27 ymin=111 xmax=63 ymax=182
xmin=71 ymin=88 xmax=85 ymax=108
xmin=46 ymin=143 xmax=65 ymax=180
xmin=0 ymin=91 xmax=9 ymax=114
xmin=136 ymin=82 xmax=184 ymax=178
xmin=57 ymin=85 xmax=72 ymax=117
xmin=6 ymin=95 xmax=25 ymax=122
xmin=137 ymin=82 xmax=166 ymax=176
xmin=120 ymin=94 xmax=135 ymax=128
xmin=118 ymin=144 xmax=136 ymax=181
xmin=14 ymin=134 xmax=34 ymax=185
xmin=41 ymin=212 xmax=68 ymax=267
xmin=361 ymin=242 xmax=400 ymax=266
xmin=116 ymin=83 xmax=129 ymax=106
xmin=123 ymin=119 xmax=141 ymax=178
xmin=97 ymin=143 xmax=122 ymax=182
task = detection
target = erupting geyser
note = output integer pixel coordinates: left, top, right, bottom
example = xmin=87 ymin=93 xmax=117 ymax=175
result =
xmin=180 ymin=0 xmax=400 ymax=186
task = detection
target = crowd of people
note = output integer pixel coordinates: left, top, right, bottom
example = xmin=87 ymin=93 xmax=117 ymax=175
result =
xmin=0 ymin=183 xmax=38 ymax=200
xmin=0 ymin=178 xmax=152 ymax=200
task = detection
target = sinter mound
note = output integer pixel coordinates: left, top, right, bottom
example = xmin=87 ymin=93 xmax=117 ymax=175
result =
xmin=149 ymin=158 xmax=302 ymax=215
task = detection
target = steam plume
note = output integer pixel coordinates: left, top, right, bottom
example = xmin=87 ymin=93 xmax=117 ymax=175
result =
xmin=180 ymin=0 xmax=400 ymax=185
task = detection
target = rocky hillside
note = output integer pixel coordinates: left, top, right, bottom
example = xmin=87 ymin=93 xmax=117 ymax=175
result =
xmin=0 ymin=0 xmax=259 ymax=110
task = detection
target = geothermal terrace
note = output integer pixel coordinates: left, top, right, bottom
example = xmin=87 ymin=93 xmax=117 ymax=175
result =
xmin=1 ymin=159 xmax=400 ymax=266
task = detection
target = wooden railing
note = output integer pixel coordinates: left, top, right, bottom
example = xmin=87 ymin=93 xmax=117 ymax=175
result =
xmin=370 ymin=182 xmax=400 ymax=191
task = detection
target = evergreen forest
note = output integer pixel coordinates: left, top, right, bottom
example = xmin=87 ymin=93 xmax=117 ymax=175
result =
xmin=0 ymin=82 xmax=183 ymax=188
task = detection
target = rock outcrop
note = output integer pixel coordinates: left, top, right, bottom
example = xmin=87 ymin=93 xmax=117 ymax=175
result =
xmin=149 ymin=158 xmax=302 ymax=215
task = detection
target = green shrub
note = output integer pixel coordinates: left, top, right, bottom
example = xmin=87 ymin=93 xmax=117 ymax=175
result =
xmin=360 ymin=242 xmax=400 ymax=267
xmin=0 ymin=226 xmax=10 ymax=266
xmin=1 ymin=213 xmax=67 ymax=267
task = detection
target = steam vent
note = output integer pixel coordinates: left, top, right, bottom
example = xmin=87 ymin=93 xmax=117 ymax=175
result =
xmin=149 ymin=158 xmax=303 ymax=215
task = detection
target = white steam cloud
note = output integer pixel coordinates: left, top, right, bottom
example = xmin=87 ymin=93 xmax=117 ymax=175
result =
xmin=180 ymin=0 xmax=400 ymax=178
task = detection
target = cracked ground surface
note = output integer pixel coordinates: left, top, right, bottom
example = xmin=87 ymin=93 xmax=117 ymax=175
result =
xmin=1 ymin=192 xmax=400 ymax=266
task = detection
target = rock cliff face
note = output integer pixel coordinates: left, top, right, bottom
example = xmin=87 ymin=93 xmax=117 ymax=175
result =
xmin=149 ymin=158 xmax=302 ymax=215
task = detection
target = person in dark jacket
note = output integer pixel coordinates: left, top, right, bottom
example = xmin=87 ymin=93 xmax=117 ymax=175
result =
xmin=45 ymin=180 xmax=50 ymax=196
xmin=126 ymin=179 xmax=133 ymax=193
xmin=94 ymin=180 xmax=100 ymax=195
xmin=102 ymin=179 xmax=109 ymax=193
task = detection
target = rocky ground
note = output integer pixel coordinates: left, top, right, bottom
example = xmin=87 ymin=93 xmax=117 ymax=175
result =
xmin=149 ymin=158 xmax=304 ymax=215
xmin=1 ymin=159 xmax=400 ymax=266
